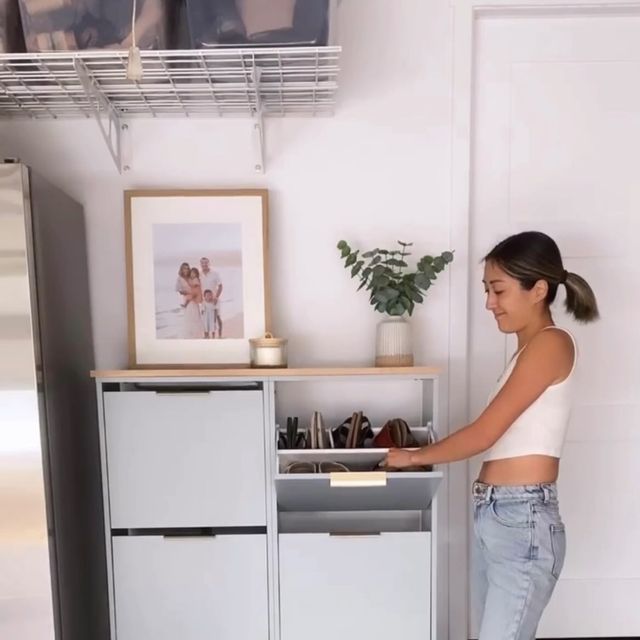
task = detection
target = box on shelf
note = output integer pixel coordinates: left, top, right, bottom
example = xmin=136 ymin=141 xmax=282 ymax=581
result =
xmin=17 ymin=0 xmax=176 ymax=52
xmin=0 ymin=0 xmax=26 ymax=52
xmin=186 ymin=0 xmax=337 ymax=49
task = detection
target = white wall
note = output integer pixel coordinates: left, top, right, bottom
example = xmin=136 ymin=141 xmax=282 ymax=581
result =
xmin=0 ymin=2 xmax=462 ymax=637
xmin=0 ymin=0 xmax=455 ymax=372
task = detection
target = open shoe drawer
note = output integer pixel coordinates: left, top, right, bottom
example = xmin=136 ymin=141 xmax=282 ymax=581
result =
xmin=275 ymin=470 xmax=442 ymax=511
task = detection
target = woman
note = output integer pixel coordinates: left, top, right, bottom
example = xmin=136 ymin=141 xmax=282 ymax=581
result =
xmin=384 ymin=231 xmax=599 ymax=640
xmin=175 ymin=262 xmax=191 ymax=308
xmin=181 ymin=267 xmax=205 ymax=339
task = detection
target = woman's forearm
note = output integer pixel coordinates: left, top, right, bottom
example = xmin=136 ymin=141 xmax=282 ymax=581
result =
xmin=409 ymin=423 xmax=490 ymax=465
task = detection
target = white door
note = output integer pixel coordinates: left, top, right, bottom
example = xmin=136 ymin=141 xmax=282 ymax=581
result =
xmin=468 ymin=8 xmax=640 ymax=638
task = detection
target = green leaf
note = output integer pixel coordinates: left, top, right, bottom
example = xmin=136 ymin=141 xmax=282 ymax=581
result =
xmin=378 ymin=249 xmax=389 ymax=255
xmin=397 ymin=241 xmax=413 ymax=247
xmin=374 ymin=287 xmax=400 ymax=304
xmin=371 ymin=256 xmax=382 ymax=266
xmin=357 ymin=279 xmax=368 ymax=291
xmin=415 ymin=273 xmax=432 ymax=290
xmin=433 ymin=257 xmax=445 ymax=272
xmin=442 ymin=251 xmax=454 ymax=263
xmin=384 ymin=287 xmax=401 ymax=301
xmin=362 ymin=250 xmax=375 ymax=258
xmin=399 ymin=295 xmax=412 ymax=310
xmin=362 ymin=267 xmax=372 ymax=279
xmin=419 ymin=264 xmax=435 ymax=279
xmin=337 ymin=240 xmax=347 ymax=250
xmin=385 ymin=259 xmax=408 ymax=268
xmin=341 ymin=246 xmax=351 ymax=259
xmin=422 ymin=255 xmax=434 ymax=264
xmin=407 ymin=288 xmax=424 ymax=303
xmin=386 ymin=301 xmax=407 ymax=316
xmin=351 ymin=261 xmax=364 ymax=277
xmin=345 ymin=253 xmax=358 ymax=267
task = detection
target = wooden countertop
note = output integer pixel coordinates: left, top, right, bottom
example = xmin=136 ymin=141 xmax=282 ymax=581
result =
xmin=91 ymin=366 xmax=440 ymax=379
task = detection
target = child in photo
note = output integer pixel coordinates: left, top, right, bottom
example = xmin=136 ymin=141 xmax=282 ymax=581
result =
xmin=201 ymin=289 xmax=218 ymax=339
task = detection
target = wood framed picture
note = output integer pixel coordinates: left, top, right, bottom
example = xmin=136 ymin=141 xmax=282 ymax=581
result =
xmin=124 ymin=189 xmax=270 ymax=367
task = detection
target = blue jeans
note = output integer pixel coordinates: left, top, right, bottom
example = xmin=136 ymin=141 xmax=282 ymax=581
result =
xmin=472 ymin=482 xmax=566 ymax=640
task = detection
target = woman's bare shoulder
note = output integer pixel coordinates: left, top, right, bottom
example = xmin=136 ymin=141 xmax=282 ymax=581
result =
xmin=522 ymin=327 xmax=575 ymax=380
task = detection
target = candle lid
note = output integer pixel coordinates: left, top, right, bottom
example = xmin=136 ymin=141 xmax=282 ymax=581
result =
xmin=249 ymin=332 xmax=287 ymax=348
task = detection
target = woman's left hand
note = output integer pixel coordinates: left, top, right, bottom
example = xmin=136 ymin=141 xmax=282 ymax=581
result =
xmin=382 ymin=448 xmax=414 ymax=469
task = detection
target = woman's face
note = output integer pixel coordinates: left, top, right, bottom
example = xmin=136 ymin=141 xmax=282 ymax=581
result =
xmin=179 ymin=264 xmax=190 ymax=277
xmin=483 ymin=261 xmax=546 ymax=333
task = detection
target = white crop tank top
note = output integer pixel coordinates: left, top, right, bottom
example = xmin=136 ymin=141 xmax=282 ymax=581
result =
xmin=483 ymin=326 xmax=577 ymax=461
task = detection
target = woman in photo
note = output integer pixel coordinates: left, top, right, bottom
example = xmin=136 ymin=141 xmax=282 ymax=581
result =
xmin=181 ymin=266 xmax=205 ymax=339
xmin=384 ymin=231 xmax=599 ymax=640
xmin=175 ymin=262 xmax=191 ymax=308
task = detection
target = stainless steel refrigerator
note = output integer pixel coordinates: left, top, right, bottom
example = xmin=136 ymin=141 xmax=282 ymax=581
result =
xmin=0 ymin=162 xmax=109 ymax=639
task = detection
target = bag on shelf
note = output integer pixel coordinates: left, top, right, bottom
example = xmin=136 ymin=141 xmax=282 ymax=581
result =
xmin=237 ymin=0 xmax=295 ymax=38
xmin=186 ymin=0 xmax=331 ymax=48
xmin=0 ymin=0 xmax=26 ymax=52
xmin=17 ymin=0 xmax=174 ymax=52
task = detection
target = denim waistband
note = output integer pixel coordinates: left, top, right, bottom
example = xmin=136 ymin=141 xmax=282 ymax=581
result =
xmin=472 ymin=481 xmax=557 ymax=504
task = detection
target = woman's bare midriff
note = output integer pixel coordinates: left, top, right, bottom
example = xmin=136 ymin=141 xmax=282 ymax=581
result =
xmin=478 ymin=455 xmax=559 ymax=485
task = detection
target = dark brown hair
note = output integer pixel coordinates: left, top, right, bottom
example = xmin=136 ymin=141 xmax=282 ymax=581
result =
xmin=484 ymin=231 xmax=599 ymax=323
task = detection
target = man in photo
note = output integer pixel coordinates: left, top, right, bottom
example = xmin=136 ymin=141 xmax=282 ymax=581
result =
xmin=199 ymin=256 xmax=224 ymax=338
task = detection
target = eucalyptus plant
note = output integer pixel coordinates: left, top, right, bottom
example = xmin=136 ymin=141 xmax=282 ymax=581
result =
xmin=337 ymin=240 xmax=454 ymax=317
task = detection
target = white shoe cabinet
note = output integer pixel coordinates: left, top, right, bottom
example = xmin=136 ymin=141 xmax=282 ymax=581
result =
xmin=94 ymin=367 xmax=443 ymax=640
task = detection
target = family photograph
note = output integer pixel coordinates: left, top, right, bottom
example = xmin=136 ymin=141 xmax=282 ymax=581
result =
xmin=152 ymin=222 xmax=245 ymax=340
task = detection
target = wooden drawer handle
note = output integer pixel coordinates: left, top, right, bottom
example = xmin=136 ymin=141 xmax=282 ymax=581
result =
xmin=329 ymin=471 xmax=387 ymax=488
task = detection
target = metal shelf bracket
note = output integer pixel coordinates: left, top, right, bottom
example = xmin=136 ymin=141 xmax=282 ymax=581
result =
xmin=74 ymin=58 xmax=130 ymax=173
xmin=252 ymin=67 xmax=265 ymax=173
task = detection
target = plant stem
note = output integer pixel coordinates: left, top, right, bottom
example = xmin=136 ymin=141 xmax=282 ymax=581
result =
xmin=398 ymin=243 xmax=408 ymax=277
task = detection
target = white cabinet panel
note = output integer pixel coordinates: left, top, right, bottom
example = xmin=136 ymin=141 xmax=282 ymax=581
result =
xmin=279 ymin=532 xmax=431 ymax=640
xmin=112 ymin=534 xmax=269 ymax=640
xmin=104 ymin=390 xmax=266 ymax=528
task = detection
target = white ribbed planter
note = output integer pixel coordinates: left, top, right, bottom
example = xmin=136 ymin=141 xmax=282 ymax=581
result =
xmin=375 ymin=315 xmax=414 ymax=367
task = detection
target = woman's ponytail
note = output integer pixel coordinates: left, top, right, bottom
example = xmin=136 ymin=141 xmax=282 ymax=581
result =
xmin=563 ymin=271 xmax=599 ymax=323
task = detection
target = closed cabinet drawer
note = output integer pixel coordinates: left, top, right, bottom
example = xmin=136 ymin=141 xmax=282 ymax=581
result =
xmin=112 ymin=534 xmax=269 ymax=640
xmin=279 ymin=531 xmax=431 ymax=640
xmin=104 ymin=390 xmax=266 ymax=528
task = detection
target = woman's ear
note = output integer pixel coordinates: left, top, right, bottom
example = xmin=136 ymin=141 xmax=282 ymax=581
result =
xmin=533 ymin=278 xmax=549 ymax=303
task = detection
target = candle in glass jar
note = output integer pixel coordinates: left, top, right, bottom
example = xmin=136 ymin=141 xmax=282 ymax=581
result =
xmin=254 ymin=346 xmax=282 ymax=367
xmin=249 ymin=333 xmax=288 ymax=368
